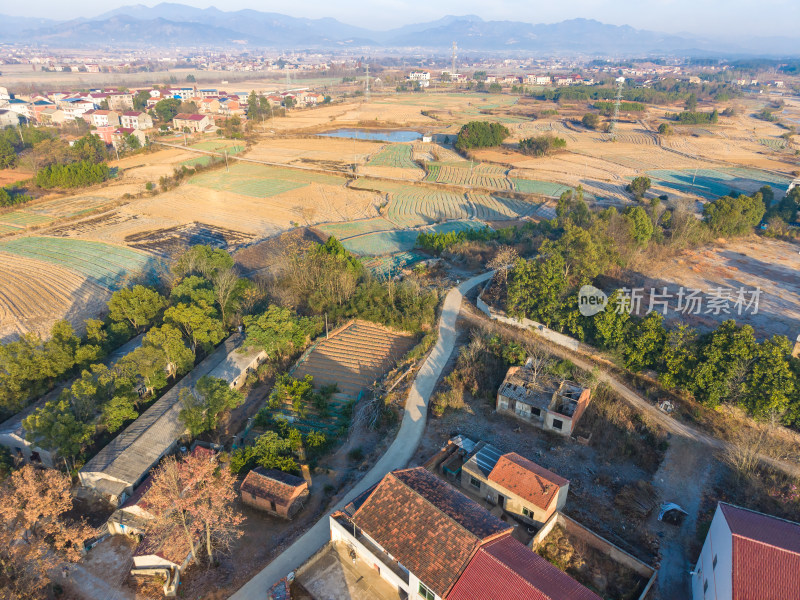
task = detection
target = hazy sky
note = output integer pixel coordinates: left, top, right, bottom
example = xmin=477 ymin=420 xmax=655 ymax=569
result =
xmin=5 ymin=0 xmax=798 ymax=38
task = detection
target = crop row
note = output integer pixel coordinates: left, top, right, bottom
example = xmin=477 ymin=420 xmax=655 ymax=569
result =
xmin=367 ymin=144 xmax=419 ymax=169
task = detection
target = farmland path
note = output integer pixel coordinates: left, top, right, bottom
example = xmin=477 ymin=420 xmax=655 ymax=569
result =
xmin=470 ymin=304 xmax=800 ymax=479
xmin=228 ymin=271 xmax=493 ymax=600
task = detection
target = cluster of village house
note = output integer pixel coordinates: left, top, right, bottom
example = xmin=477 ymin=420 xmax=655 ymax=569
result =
xmin=2 ymin=338 xmax=796 ymax=600
xmin=407 ymin=70 xmax=594 ymax=87
xmin=0 ymin=84 xmax=326 ymax=148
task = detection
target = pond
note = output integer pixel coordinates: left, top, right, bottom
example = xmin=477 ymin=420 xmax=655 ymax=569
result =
xmin=317 ymin=128 xmax=423 ymax=142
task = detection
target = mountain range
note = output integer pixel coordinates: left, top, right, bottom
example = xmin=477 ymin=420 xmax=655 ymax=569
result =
xmin=0 ymin=3 xmax=796 ymax=56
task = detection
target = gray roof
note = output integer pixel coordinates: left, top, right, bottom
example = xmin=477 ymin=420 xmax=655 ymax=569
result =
xmin=469 ymin=443 xmax=503 ymax=477
xmin=81 ymin=334 xmax=255 ymax=488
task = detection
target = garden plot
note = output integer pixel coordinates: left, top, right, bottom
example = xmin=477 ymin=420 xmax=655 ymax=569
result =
xmin=340 ymin=220 xmax=485 ymax=256
xmin=0 ymin=252 xmax=110 ymax=342
xmin=26 ymin=195 xmax=119 ymax=219
xmin=124 ymin=223 xmax=256 ymax=258
xmin=0 ymin=211 xmax=53 ymax=228
xmin=360 ymin=251 xmax=425 ymax=278
xmin=467 ymin=193 xmax=540 ymax=220
xmin=385 ymin=189 xmax=471 ymax=227
xmin=181 ymin=141 xmax=246 ymax=167
xmin=367 ymin=144 xmax=419 ymax=169
xmin=0 ymin=237 xmax=160 ymax=290
xmin=317 ymin=218 xmax=397 ymax=240
xmin=293 ymin=320 xmax=416 ymax=398
xmin=0 ymin=224 xmax=22 ymax=236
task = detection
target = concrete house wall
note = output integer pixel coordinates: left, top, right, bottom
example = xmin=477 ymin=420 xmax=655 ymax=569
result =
xmin=692 ymin=504 xmax=734 ymax=600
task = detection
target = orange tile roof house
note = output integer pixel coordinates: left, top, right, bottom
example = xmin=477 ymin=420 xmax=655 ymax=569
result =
xmin=329 ymin=467 xmax=599 ymax=600
xmin=461 ymin=443 xmax=569 ymax=526
xmin=692 ymin=502 xmax=800 ymax=600
xmin=240 ymin=467 xmax=309 ymax=519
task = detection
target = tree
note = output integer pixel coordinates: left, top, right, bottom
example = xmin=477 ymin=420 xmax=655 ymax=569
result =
xmin=107 ymin=285 xmax=167 ymax=333
xmin=657 ymin=122 xmax=673 ymax=136
xmin=685 ymin=93 xmax=698 ymax=111
xmin=556 ymin=187 xmax=591 ymax=229
xmin=626 ymin=176 xmax=651 ymax=200
xmin=230 ymin=430 xmax=298 ymax=475
xmin=71 ymin=133 xmax=108 ymax=164
xmin=173 ymin=245 xmax=235 ymax=280
xmin=581 ymin=113 xmax=600 ymax=129
xmin=454 ymin=121 xmax=510 ymax=152
xmin=593 ymin=291 xmax=630 ymax=350
xmin=488 ymin=82 xmax=503 ymax=93
xmin=22 ymin=397 xmax=93 ymax=464
xmin=691 ymin=321 xmax=757 ymax=408
xmin=0 ymin=137 xmax=17 ymax=169
xmin=179 ymin=375 xmax=244 ymax=436
xmin=133 ymin=90 xmax=151 ymax=111
xmin=171 ymin=275 xmax=216 ymax=306
xmin=154 ymin=98 xmax=182 ymax=122
xmin=623 ymin=312 xmax=667 ymax=372
xmin=116 ymin=345 xmax=169 ymax=393
xmin=243 ymin=305 xmax=316 ymax=361
xmin=506 ymin=254 xmax=568 ymax=328
xmin=703 ymin=193 xmax=765 ymax=236
xmin=623 ymin=205 xmax=654 ymax=246
xmin=212 ymin=269 xmax=249 ymax=326
xmin=743 ymin=336 xmax=795 ymax=423
xmin=101 ymin=387 xmax=139 ymax=433
xmin=659 ymin=325 xmax=698 ymax=389
xmin=164 ymin=302 xmax=225 ymax=353
xmin=518 ymin=135 xmax=566 ymax=157
xmin=0 ymin=466 xmax=92 ymax=599
xmin=144 ymin=324 xmax=194 ymax=378
xmin=186 ymin=74 xmax=196 ymax=82
xmin=284 ymin=96 xmax=295 ymax=109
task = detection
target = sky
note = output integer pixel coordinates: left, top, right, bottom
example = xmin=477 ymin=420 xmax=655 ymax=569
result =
xmin=3 ymin=0 xmax=798 ymax=38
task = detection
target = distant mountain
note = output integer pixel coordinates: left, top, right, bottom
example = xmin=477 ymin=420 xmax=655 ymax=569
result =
xmin=0 ymin=4 xmax=797 ymax=55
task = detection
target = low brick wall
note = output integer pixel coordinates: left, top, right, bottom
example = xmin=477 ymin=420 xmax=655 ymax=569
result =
xmin=531 ymin=512 xmax=657 ymax=600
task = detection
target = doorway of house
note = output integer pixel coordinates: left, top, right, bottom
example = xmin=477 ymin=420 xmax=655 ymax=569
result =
xmin=497 ymin=493 xmax=506 ymax=508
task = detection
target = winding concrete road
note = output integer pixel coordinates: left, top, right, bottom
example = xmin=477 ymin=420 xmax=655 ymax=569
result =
xmin=229 ymin=271 xmax=493 ymax=600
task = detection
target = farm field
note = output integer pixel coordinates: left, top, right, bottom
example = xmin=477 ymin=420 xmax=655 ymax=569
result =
xmin=0 ymin=237 xmax=160 ymax=290
xmin=181 ymin=140 xmax=247 ymax=166
xmin=625 ymin=236 xmax=800 ymax=340
xmin=245 ymin=136 xmax=381 ymax=168
xmin=0 ymin=252 xmax=111 ymax=342
xmin=646 ymin=167 xmax=793 ymax=200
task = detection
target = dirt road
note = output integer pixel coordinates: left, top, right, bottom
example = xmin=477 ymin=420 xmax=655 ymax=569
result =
xmin=228 ymin=272 xmax=493 ymax=600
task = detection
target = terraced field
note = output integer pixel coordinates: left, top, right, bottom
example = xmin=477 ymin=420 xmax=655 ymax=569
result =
xmin=467 ymin=193 xmax=539 ymax=220
xmin=510 ymin=178 xmax=572 ymax=197
xmin=0 ymin=237 xmax=159 ymax=290
xmin=425 ymin=163 xmax=513 ymax=190
xmin=293 ymin=320 xmax=416 ymax=398
xmin=386 ymin=189 xmax=470 ymax=227
xmin=760 ymin=138 xmax=787 ymax=151
xmin=316 ymin=217 xmax=397 ymax=240
xmin=188 ymin=162 xmax=346 ymax=198
xmin=367 ymin=144 xmax=419 ymax=169
xmin=26 ymin=195 xmax=118 ymax=219
xmin=0 ymin=224 xmax=22 ymax=235
xmin=361 ymin=251 xmax=424 ymax=278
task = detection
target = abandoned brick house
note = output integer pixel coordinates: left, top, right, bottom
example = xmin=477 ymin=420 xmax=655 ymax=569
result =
xmin=240 ymin=467 xmax=309 ymax=519
xmin=329 ymin=467 xmax=600 ymax=600
xmin=460 ymin=443 xmax=569 ymax=526
xmin=496 ymin=361 xmax=591 ymax=436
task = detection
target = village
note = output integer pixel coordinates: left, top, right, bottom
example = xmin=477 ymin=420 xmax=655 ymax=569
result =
xmin=0 ymin=21 xmax=800 ymax=600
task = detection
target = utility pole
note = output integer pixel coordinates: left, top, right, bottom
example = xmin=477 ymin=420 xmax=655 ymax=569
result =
xmin=609 ymin=76 xmax=625 ymax=142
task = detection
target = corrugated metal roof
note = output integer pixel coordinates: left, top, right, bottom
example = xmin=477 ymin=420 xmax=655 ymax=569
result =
xmin=473 ymin=443 xmax=503 ymax=477
xmin=81 ymin=335 xmax=253 ymax=489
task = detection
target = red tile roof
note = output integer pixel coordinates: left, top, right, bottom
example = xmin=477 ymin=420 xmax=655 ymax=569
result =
xmin=488 ymin=453 xmax=569 ymax=510
xmin=241 ymin=467 xmax=306 ymax=506
xmin=448 ymin=535 xmax=602 ymax=600
xmin=721 ymin=503 xmax=800 ymax=600
xmin=122 ymin=111 xmax=143 ymax=117
xmin=174 ymin=113 xmax=207 ymax=121
xmin=351 ymin=467 xmax=512 ymax=598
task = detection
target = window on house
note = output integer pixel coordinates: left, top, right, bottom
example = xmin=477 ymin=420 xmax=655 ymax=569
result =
xmin=418 ymin=582 xmax=435 ymax=600
xmin=469 ymin=476 xmax=481 ymax=490
xmin=499 ymin=399 xmax=508 ymax=410
xmin=712 ymin=554 xmax=717 ymax=569
xmin=269 ymin=500 xmax=276 ymax=511
xmin=531 ymin=407 xmax=541 ymax=417
xmin=552 ymin=419 xmax=563 ymax=430
xmin=522 ymin=507 xmax=534 ymax=519
xmin=703 ymin=580 xmax=708 ymax=593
